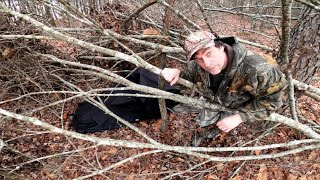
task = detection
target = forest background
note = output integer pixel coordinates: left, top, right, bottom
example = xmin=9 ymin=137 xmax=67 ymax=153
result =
xmin=0 ymin=0 xmax=319 ymax=179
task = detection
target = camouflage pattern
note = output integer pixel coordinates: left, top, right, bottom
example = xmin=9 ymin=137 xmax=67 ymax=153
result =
xmin=184 ymin=31 xmax=216 ymax=61
xmin=181 ymin=36 xmax=288 ymax=127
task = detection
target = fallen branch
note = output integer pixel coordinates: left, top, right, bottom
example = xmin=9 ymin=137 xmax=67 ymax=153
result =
xmin=123 ymin=0 xmax=158 ymax=30
xmin=41 ymin=53 xmax=228 ymax=112
xmin=0 ymin=138 xmax=4 ymax=151
xmin=0 ymin=4 xmax=195 ymax=90
xmin=293 ymin=79 xmax=320 ymax=97
xmin=178 ymin=142 xmax=320 ymax=161
xmin=235 ymin=37 xmax=273 ymax=51
xmin=0 ymin=34 xmax=55 ymax=40
xmin=8 ymin=145 xmax=97 ymax=174
xmin=203 ymin=7 xmax=298 ymax=20
xmin=157 ymin=0 xmax=201 ymax=30
xmin=294 ymin=0 xmax=320 ymax=11
xmin=304 ymin=91 xmax=320 ymax=101
xmin=75 ymin=150 xmax=163 ymax=180
xmin=1 ymin=107 xmax=320 ymax=171
xmin=1 ymin=108 xmax=320 ymax=153
xmin=270 ymin=113 xmax=320 ymax=139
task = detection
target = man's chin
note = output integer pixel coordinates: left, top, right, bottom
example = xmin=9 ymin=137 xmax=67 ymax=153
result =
xmin=209 ymin=69 xmax=221 ymax=75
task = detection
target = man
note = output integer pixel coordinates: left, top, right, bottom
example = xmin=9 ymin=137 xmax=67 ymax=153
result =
xmin=161 ymin=31 xmax=288 ymax=146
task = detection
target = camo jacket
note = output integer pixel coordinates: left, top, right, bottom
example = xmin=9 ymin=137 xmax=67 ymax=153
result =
xmin=181 ymin=37 xmax=288 ymax=125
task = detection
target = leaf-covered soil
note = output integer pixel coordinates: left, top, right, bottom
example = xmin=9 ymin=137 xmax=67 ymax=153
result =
xmin=1 ymin=3 xmax=319 ymax=179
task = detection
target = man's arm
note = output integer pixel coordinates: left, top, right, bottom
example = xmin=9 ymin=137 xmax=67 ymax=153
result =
xmin=235 ymin=66 xmax=288 ymax=123
xmin=217 ymin=62 xmax=288 ymax=132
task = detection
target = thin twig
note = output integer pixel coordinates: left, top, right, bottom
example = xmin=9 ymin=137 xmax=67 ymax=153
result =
xmin=157 ymin=0 xmax=201 ymax=30
xmin=195 ymin=0 xmax=217 ymax=37
xmin=0 ymin=34 xmax=55 ymax=40
xmin=280 ymin=0 xmax=299 ymax=121
xmin=8 ymin=146 xmax=97 ymax=174
xmin=0 ymin=138 xmax=4 ymax=151
xmin=123 ymin=0 xmax=158 ymax=30
xmin=294 ymin=0 xmax=320 ymax=11
xmin=75 ymin=150 xmax=163 ymax=180
xmin=204 ymin=7 xmax=298 ymax=20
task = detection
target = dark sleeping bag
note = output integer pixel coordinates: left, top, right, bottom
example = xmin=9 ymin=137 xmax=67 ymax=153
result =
xmin=72 ymin=68 xmax=180 ymax=133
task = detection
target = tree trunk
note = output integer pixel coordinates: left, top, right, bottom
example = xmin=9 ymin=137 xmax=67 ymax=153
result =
xmin=284 ymin=7 xmax=320 ymax=84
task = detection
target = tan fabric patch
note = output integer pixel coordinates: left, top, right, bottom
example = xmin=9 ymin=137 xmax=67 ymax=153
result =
xmin=267 ymin=82 xmax=282 ymax=94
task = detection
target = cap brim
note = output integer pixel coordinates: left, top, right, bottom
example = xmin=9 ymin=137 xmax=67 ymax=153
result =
xmin=186 ymin=41 xmax=215 ymax=61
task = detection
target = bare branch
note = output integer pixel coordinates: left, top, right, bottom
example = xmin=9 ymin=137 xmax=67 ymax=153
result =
xmin=157 ymin=0 xmax=201 ymax=30
xmin=270 ymin=113 xmax=320 ymax=139
xmin=1 ymin=108 xmax=320 ymax=153
xmin=304 ymin=91 xmax=320 ymax=101
xmin=0 ymin=138 xmax=4 ymax=151
xmin=280 ymin=0 xmax=299 ymax=121
xmin=9 ymin=146 xmax=97 ymax=174
xmin=195 ymin=0 xmax=217 ymax=37
xmin=179 ymin=142 xmax=320 ymax=161
xmin=293 ymin=79 xmax=320 ymax=96
xmin=39 ymin=52 xmax=232 ymax=113
xmin=294 ymin=0 xmax=320 ymax=11
xmin=123 ymin=0 xmax=158 ymax=30
xmin=115 ymin=9 xmax=273 ymax=51
xmin=78 ymin=50 xmax=158 ymax=61
xmin=75 ymin=150 xmax=163 ymax=180
xmin=0 ymin=34 xmax=55 ymax=40
xmin=204 ymin=7 xmax=298 ymax=20
xmin=236 ymin=38 xmax=274 ymax=51
xmin=0 ymin=4 xmax=196 ymax=90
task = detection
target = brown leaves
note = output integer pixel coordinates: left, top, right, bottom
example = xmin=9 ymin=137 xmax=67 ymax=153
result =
xmin=308 ymin=150 xmax=318 ymax=160
xmin=2 ymin=47 xmax=16 ymax=59
xmin=255 ymin=149 xmax=262 ymax=155
xmin=107 ymin=147 xmax=119 ymax=154
xmin=205 ymin=174 xmax=219 ymax=179
xmin=143 ymin=28 xmax=161 ymax=35
xmin=151 ymin=119 xmax=163 ymax=132
xmin=1 ymin=3 xmax=320 ymax=179
xmin=257 ymin=164 xmax=268 ymax=180
xmin=231 ymin=175 xmax=243 ymax=180
xmin=101 ymin=147 xmax=119 ymax=161
xmin=277 ymin=130 xmax=287 ymax=140
xmin=215 ymin=163 xmax=225 ymax=171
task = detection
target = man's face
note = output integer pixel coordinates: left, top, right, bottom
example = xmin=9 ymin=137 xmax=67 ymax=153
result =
xmin=194 ymin=45 xmax=228 ymax=75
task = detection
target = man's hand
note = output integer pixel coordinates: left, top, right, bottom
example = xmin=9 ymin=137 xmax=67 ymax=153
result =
xmin=216 ymin=114 xmax=243 ymax=132
xmin=161 ymin=68 xmax=180 ymax=86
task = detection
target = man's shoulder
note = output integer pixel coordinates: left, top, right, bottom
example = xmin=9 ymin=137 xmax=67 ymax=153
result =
xmin=241 ymin=51 xmax=279 ymax=73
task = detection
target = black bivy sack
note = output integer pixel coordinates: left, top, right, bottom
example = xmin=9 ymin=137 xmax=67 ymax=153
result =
xmin=71 ymin=68 xmax=180 ymax=133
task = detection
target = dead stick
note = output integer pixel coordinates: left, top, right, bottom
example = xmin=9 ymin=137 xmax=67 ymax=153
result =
xmin=123 ymin=0 xmax=158 ymax=30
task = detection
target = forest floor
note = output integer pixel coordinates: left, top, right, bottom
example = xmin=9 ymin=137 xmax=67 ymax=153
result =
xmin=1 ymin=3 xmax=320 ymax=180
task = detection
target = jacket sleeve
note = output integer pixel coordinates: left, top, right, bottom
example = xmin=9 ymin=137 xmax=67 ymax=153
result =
xmin=236 ymin=65 xmax=288 ymax=123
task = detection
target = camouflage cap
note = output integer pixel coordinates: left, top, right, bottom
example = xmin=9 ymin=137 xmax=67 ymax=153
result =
xmin=184 ymin=31 xmax=216 ymax=61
